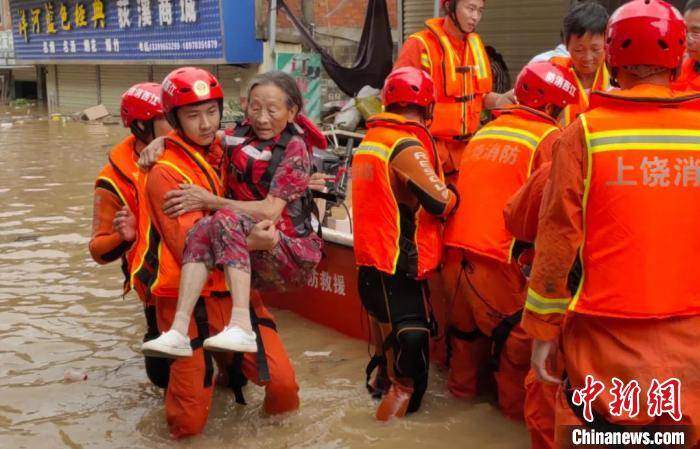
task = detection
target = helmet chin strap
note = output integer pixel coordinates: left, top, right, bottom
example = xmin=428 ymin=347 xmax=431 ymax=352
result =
xmin=131 ymin=121 xmax=156 ymax=145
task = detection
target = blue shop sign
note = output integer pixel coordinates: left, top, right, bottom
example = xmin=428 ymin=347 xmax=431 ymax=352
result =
xmin=10 ymin=0 xmax=261 ymax=63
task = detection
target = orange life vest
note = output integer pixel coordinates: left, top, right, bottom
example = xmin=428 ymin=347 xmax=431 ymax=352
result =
xmin=410 ymin=18 xmax=493 ymax=139
xmin=351 ymin=112 xmax=444 ymax=278
xmin=443 ymin=106 xmax=559 ymax=262
xmin=95 ymin=135 xmax=141 ymax=295
xmin=674 ymin=57 xmax=700 ymax=91
xmin=571 ymin=87 xmax=700 ymax=318
xmin=96 ymin=135 xmax=140 ymax=215
xmin=130 ymin=131 xmax=226 ymax=299
xmin=550 ymin=56 xmax=610 ymax=126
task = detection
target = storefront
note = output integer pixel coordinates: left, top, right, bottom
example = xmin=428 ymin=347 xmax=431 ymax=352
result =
xmin=10 ymin=0 xmax=263 ymax=114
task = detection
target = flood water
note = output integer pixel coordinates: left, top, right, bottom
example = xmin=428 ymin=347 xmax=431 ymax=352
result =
xmin=0 ymin=108 xmax=528 ymax=449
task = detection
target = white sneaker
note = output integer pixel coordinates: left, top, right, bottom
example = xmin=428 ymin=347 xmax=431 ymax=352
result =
xmin=203 ymin=326 xmax=258 ymax=353
xmin=141 ymin=329 xmax=192 ymax=358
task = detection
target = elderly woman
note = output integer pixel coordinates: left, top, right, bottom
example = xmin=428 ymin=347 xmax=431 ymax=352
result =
xmin=143 ymin=71 xmax=324 ymax=357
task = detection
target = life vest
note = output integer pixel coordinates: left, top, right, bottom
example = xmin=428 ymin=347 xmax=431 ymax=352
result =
xmin=130 ymin=131 xmax=227 ymax=300
xmin=223 ymin=122 xmax=316 ymax=238
xmin=674 ymin=57 xmax=700 ymax=91
xmin=94 ymin=135 xmax=141 ymax=295
xmin=443 ymin=106 xmax=559 ymax=262
xmin=351 ymin=112 xmax=444 ymax=278
xmin=410 ymin=18 xmax=493 ymax=139
xmin=570 ymin=87 xmax=700 ymax=318
xmin=550 ymin=56 xmax=610 ymax=126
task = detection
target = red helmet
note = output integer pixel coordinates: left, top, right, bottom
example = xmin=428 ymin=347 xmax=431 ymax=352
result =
xmin=161 ymin=67 xmax=224 ymax=114
xmin=381 ymin=67 xmax=435 ymax=109
xmin=120 ymin=82 xmax=163 ymax=127
xmin=605 ymin=0 xmax=686 ymax=73
xmin=515 ymin=61 xmax=580 ymax=110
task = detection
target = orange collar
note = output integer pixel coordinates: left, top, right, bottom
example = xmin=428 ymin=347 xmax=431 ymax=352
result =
xmin=493 ymin=105 xmax=558 ymax=126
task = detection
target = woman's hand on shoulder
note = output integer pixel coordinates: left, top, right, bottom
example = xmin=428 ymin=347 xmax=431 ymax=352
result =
xmin=163 ymin=184 xmax=219 ymax=217
xmin=138 ymin=136 xmax=166 ymax=170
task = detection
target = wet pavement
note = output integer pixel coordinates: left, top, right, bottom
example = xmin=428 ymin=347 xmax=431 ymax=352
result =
xmin=0 ymin=108 xmax=529 ymax=448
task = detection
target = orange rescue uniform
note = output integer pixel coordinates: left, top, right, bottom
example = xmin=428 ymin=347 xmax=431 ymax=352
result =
xmin=674 ymin=56 xmax=700 ymax=91
xmin=442 ymin=106 xmax=560 ymax=420
xmin=394 ymin=17 xmax=492 ymax=180
xmin=90 ymin=135 xmax=141 ymax=293
xmin=524 ymin=85 xmax=700 ymax=447
xmin=131 ymin=131 xmax=299 ymax=439
xmin=353 ymin=112 xmax=457 ymax=419
xmin=505 ymin=161 xmax=562 ymax=449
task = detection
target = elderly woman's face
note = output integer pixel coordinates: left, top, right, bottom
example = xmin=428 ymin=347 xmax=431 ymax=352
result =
xmin=246 ymin=83 xmax=298 ymax=141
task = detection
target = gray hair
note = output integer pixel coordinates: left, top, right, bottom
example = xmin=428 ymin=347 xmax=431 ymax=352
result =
xmin=247 ymin=71 xmax=304 ymax=115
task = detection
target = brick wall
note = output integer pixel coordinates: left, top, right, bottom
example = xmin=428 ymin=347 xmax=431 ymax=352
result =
xmin=276 ymin=0 xmax=398 ymax=32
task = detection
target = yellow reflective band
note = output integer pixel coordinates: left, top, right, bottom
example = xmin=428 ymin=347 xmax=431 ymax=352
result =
xmin=421 ymin=53 xmax=431 ymax=71
xmin=155 ymin=160 xmax=194 ymax=184
xmin=97 ymin=175 xmax=127 ymax=205
xmin=570 ymin=115 xmax=593 ymax=313
xmin=593 ymin=63 xmax=611 ymax=91
xmin=150 ymin=241 xmax=164 ymax=292
xmin=587 ymin=129 xmax=700 ymax=153
xmin=439 ymin=34 xmax=458 ymax=84
xmin=411 ymin=35 xmax=433 ymax=74
xmin=470 ymin=126 xmax=541 ymax=151
xmin=189 ymin=149 xmax=222 ymax=188
xmin=525 ymin=288 xmax=570 ymax=315
xmin=355 ymin=141 xmax=393 ymax=162
xmin=468 ymin=35 xmax=488 ymax=80
xmin=130 ymin=221 xmax=151 ymax=289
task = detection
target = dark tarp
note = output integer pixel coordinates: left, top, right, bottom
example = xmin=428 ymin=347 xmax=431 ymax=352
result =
xmin=277 ymin=0 xmax=394 ymax=97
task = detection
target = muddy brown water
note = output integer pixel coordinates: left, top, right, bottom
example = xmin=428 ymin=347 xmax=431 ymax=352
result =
xmin=0 ymin=110 xmax=528 ymax=448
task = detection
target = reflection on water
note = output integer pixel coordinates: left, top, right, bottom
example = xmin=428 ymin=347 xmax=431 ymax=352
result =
xmin=0 ymin=110 xmax=528 ymax=448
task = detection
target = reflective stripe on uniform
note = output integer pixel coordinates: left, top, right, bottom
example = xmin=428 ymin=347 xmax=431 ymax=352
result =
xmin=411 ymin=34 xmax=433 ymax=76
xmin=355 ymin=141 xmax=393 ymax=161
xmin=155 ymin=160 xmax=194 ymax=184
xmin=525 ymin=288 xmax=570 ymax=315
xmin=96 ymin=175 xmax=127 ymax=205
xmin=470 ymin=126 xmax=541 ymax=152
xmin=587 ymin=129 xmax=700 ymax=153
xmin=468 ymin=34 xmax=489 ymax=81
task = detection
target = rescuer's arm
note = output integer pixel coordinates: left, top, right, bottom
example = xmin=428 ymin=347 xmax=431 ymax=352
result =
xmin=393 ymin=37 xmax=426 ymax=71
xmin=89 ymin=187 xmax=131 ymax=264
xmin=390 ymin=139 xmax=458 ymax=218
xmin=532 ymin=129 xmax=561 ymax=170
xmin=503 ymin=162 xmax=552 ymax=243
xmin=522 ymin=121 xmax=587 ymax=342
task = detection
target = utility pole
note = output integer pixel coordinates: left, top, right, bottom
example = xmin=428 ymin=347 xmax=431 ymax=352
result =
xmin=269 ymin=0 xmax=278 ymax=63
xmin=301 ymin=0 xmax=314 ymax=51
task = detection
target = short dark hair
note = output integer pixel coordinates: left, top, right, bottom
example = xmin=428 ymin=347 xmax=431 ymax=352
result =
xmin=686 ymin=0 xmax=700 ymax=12
xmin=563 ymin=1 xmax=609 ymax=44
xmin=385 ymin=103 xmax=428 ymax=119
xmin=247 ymin=71 xmax=303 ymax=114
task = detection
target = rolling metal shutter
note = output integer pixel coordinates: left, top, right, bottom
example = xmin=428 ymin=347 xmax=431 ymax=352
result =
xmin=99 ymin=65 xmax=150 ymax=116
xmin=476 ymin=1 xmax=567 ymax=78
xmin=152 ymin=65 xmax=215 ymax=84
xmin=57 ymin=65 xmax=98 ymax=113
xmin=402 ymin=0 xmax=434 ymax=41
